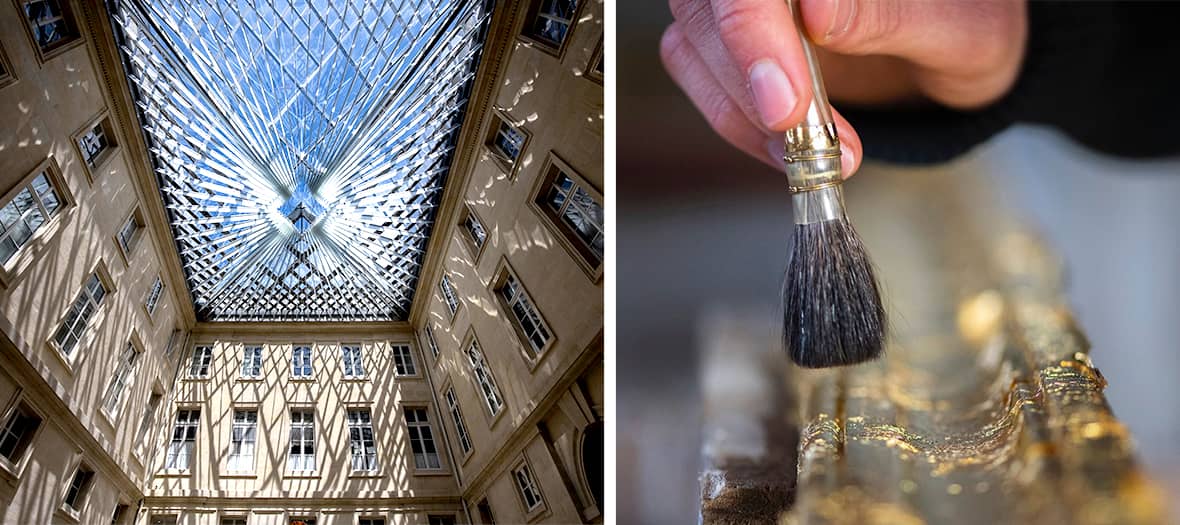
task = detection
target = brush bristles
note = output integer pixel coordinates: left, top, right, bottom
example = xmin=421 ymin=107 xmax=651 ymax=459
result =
xmin=783 ymin=218 xmax=886 ymax=368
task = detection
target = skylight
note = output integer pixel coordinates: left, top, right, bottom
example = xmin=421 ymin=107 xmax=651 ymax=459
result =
xmin=109 ymin=0 xmax=492 ymax=321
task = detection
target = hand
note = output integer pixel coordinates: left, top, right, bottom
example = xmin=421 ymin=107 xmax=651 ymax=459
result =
xmin=660 ymin=0 xmax=1027 ymax=177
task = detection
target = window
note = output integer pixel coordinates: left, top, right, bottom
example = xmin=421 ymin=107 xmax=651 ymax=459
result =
xmin=391 ymin=345 xmax=416 ymax=376
xmin=359 ymin=519 xmax=385 ymax=525
xmin=51 ymin=272 xmax=107 ymax=356
xmin=20 ymin=0 xmax=80 ymax=56
xmin=117 ymin=209 xmax=145 ymax=255
xmin=587 ymin=38 xmax=603 ymax=81
xmin=63 ymin=464 xmax=94 ymax=511
xmin=164 ymin=329 xmax=182 ymax=355
xmin=228 ymin=409 xmax=257 ymax=472
xmin=0 ymin=402 xmax=41 ymax=464
xmin=77 ymin=118 xmax=116 ymax=169
xmin=144 ymin=276 xmax=164 ymax=314
xmin=439 ymin=275 xmax=459 ymax=317
xmin=428 ymin=517 xmax=456 ymax=525
xmin=220 ymin=518 xmax=247 ymax=525
xmin=424 ymin=325 xmax=440 ymax=360
xmin=486 ymin=114 xmax=528 ymax=171
xmin=444 ymin=387 xmax=472 ymax=455
xmin=495 ymin=271 xmax=552 ymax=357
xmin=101 ymin=342 xmax=140 ymax=415
xmin=292 ymin=345 xmax=313 ymax=378
xmin=341 ymin=344 xmax=364 ymax=378
xmin=0 ymin=44 xmax=14 ymax=88
xmin=149 ymin=515 xmax=178 ymax=525
xmin=403 ymin=408 xmax=440 ymax=470
xmin=288 ymin=409 xmax=315 ymax=472
xmin=135 ymin=391 xmax=162 ymax=451
xmin=347 ymin=409 xmax=377 ymax=472
xmin=165 ymin=409 xmax=199 ymax=470
xmin=1 ymin=168 xmax=64 ymax=265
xmin=535 ymin=158 xmax=603 ymax=269
xmin=289 ymin=518 xmax=315 ymax=525
xmin=459 ymin=206 xmax=488 ymax=254
xmin=476 ymin=500 xmax=496 ymax=525
xmin=514 ymin=463 xmax=544 ymax=511
xmin=110 ymin=504 xmax=129 ymax=525
xmin=466 ymin=340 xmax=504 ymax=415
xmin=526 ymin=0 xmax=579 ymax=51
xmin=241 ymin=346 xmax=262 ymax=378
xmin=188 ymin=345 xmax=212 ymax=378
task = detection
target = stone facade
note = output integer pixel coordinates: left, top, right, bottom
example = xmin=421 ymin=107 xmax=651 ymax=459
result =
xmin=0 ymin=0 xmax=602 ymax=524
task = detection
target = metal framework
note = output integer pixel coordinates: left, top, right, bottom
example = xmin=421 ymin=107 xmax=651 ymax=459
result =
xmin=109 ymin=0 xmax=493 ymax=321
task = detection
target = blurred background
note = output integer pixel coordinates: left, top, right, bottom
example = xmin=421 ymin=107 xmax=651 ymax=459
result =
xmin=617 ymin=3 xmax=1180 ymax=524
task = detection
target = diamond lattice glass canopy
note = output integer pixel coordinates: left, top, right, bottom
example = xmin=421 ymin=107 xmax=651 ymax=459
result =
xmin=109 ymin=0 xmax=493 ymax=321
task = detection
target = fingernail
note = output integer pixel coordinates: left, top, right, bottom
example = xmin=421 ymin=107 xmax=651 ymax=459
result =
xmin=748 ymin=59 xmax=797 ymax=129
xmin=840 ymin=145 xmax=856 ymax=178
xmin=827 ymin=0 xmax=856 ymax=40
xmin=766 ymin=137 xmax=788 ymax=171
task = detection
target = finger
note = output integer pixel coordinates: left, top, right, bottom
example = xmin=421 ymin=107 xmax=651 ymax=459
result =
xmin=666 ymin=3 xmax=765 ymax=132
xmin=800 ymin=0 xmax=1027 ymax=109
xmin=660 ymin=24 xmax=782 ymax=169
xmin=707 ymin=0 xmax=815 ymax=130
xmin=662 ymin=23 xmax=864 ymax=179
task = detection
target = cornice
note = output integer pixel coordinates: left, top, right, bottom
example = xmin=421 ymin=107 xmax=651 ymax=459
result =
xmin=407 ymin=0 xmax=528 ymax=328
xmin=192 ymin=320 xmax=413 ymax=337
xmin=0 ymin=330 xmax=145 ymax=500
xmin=459 ymin=330 xmax=603 ymax=499
xmin=78 ymin=0 xmax=198 ymax=328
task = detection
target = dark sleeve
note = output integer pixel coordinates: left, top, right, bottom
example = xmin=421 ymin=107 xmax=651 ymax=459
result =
xmin=839 ymin=2 xmax=1180 ymax=164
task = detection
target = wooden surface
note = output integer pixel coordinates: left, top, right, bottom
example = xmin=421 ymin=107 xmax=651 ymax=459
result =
xmin=700 ymin=168 xmax=1170 ymax=525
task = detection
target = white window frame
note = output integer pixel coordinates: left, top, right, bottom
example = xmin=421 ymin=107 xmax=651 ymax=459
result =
xmin=227 ymin=409 xmax=257 ymax=472
xmin=101 ymin=340 xmax=141 ymax=417
xmin=341 ymin=344 xmax=364 ymax=378
xmin=391 ymin=344 xmax=417 ymax=376
xmin=0 ymin=160 xmax=67 ymax=270
xmin=51 ymin=270 xmax=109 ymax=359
xmin=530 ymin=154 xmax=604 ymax=278
xmin=240 ymin=345 xmax=263 ymax=378
xmin=115 ymin=207 xmax=146 ymax=260
xmin=73 ymin=114 xmax=117 ymax=177
xmin=424 ymin=325 xmax=440 ymax=361
xmin=165 ymin=408 xmax=199 ymax=471
xmin=358 ymin=518 xmax=386 ymax=525
xmin=404 ymin=408 xmax=441 ymax=471
xmin=0 ymin=401 xmax=43 ymax=475
xmin=287 ymin=409 xmax=316 ymax=472
xmin=133 ymin=390 xmax=163 ymax=458
xmin=346 ymin=408 xmax=378 ymax=472
xmin=144 ymin=275 xmax=164 ymax=315
xmin=444 ymin=387 xmax=472 ymax=456
xmin=188 ymin=345 xmax=212 ymax=378
xmin=459 ymin=205 xmax=488 ymax=257
xmin=439 ymin=274 xmax=459 ymax=318
xmin=523 ymin=0 xmax=581 ymax=54
xmin=17 ymin=0 xmax=82 ymax=62
xmin=466 ymin=338 xmax=504 ymax=416
xmin=291 ymin=345 xmax=314 ymax=379
xmin=494 ymin=265 xmax=553 ymax=359
xmin=61 ymin=462 xmax=95 ymax=513
xmin=513 ymin=461 xmax=545 ymax=513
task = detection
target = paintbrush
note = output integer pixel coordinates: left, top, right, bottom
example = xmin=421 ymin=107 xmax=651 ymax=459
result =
xmin=781 ymin=0 xmax=886 ymax=368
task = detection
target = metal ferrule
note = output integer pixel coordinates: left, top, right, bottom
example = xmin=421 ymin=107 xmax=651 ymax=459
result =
xmin=792 ymin=184 xmax=845 ymax=224
xmin=783 ymin=0 xmax=844 ymax=199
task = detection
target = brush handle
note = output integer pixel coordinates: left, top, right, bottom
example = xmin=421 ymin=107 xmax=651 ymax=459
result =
xmin=783 ymin=0 xmax=842 ymax=196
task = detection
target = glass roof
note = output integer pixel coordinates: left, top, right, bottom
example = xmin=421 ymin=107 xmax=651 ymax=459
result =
xmin=109 ymin=0 xmax=492 ymax=321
